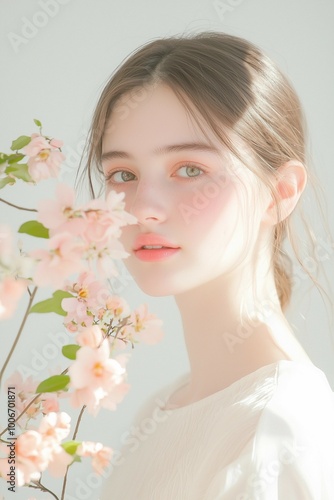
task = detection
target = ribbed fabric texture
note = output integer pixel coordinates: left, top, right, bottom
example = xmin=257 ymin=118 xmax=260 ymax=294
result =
xmin=101 ymin=360 xmax=334 ymax=499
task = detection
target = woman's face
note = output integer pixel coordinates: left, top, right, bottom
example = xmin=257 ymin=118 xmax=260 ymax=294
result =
xmin=102 ymin=83 xmax=270 ymax=296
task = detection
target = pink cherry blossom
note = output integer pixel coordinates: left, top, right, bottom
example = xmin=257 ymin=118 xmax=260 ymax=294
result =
xmin=14 ymin=430 xmax=49 ymax=486
xmin=40 ymin=394 xmax=60 ymax=415
xmin=5 ymin=371 xmax=37 ymax=401
xmin=105 ymin=189 xmax=138 ymax=228
xmin=64 ymin=321 xmax=78 ymax=333
xmin=81 ymin=190 xmax=137 ymax=244
xmin=69 ymin=340 xmax=123 ymax=389
xmin=31 ymin=232 xmax=85 ymax=288
xmin=77 ymin=441 xmax=113 ymax=475
xmin=0 ymin=277 xmax=26 ymax=319
xmin=37 ymin=413 xmax=73 ymax=478
xmin=4 ymin=372 xmax=60 ymax=427
xmin=37 ymin=183 xmax=88 ymax=240
xmin=23 ymin=133 xmax=65 ymax=183
xmin=68 ymin=340 xmax=129 ymax=414
xmin=89 ymin=236 xmax=130 ymax=279
xmin=0 ymin=224 xmax=12 ymax=257
xmin=99 ymin=378 xmax=130 ymax=411
xmin=0 ymin=225 xmax=31 ymax=319
xmin=1 ymin=413 xmax=74 ymax=485
xmin=62 ymin=271 xmax=110 ymax=324
xmin=37 ymin=182 xmax=76 ymax=229
xmin=105 ymin=295 xmax=130 ymax=319
xmin=128 ymin=304 xmax=164 ymax=345
xmin=46 ymin=444 xmax=73 ymax=477
xmin=5 ymin=371 xmax=37 ymax=419
xmin=27 ymin=150 xmax=65 ymax=183
xmin=69 ymin=386 xmax=100 ymax=413
xmin=0 ymin=407 xmax=74 ymax=486
xmin=23 ymin=133 xmax=51 ymax=157
xmin=39 ymin=411 xmax=71 ymax=443
xmin=76 ymin=325 xmax=104 ymax=348
xmin=0 ymin=225 xmax=34 ymax=278
xmin=49 ymin=138 xmax=63 ymax=149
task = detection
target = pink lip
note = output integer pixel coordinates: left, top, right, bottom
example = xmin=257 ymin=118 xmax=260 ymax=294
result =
xmin=134 ymin=247 xmax=180 ymax=262
xmin=133 ymin=233 xmax=180 ymax=251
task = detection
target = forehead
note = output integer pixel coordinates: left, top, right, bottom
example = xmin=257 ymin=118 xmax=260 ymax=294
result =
xmin=102 ymin=83 xmax=217 ymax=150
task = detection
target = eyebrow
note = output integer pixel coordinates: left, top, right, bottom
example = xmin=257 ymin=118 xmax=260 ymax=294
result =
xmin=101 ymin=142 xmax=220 ymax=163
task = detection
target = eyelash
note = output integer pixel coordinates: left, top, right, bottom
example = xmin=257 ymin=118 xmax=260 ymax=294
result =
xmin=105 ymin=163 xmax=207 ymax=184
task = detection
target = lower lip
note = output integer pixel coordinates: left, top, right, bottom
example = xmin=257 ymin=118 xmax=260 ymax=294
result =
xmin=134 ymin=247 xmax=180 ymax=262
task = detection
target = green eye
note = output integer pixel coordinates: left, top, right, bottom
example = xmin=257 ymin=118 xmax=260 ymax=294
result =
xmin=177 ymin=165 xmax=204 ymax=178
xmin=107 ymin=170 xmax=136 ymax=183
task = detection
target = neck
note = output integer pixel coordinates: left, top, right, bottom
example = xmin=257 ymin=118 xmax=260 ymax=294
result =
xmin=173 ymin=264 xmax=297 ymax=401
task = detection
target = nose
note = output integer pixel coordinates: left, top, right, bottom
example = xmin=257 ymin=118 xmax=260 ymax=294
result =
xmin=128 ymin=179 xmax=168 ymax=226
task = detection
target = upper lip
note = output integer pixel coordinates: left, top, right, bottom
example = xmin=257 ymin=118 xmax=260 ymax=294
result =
xmin=133 ymin=233 xmax=180 ymax=251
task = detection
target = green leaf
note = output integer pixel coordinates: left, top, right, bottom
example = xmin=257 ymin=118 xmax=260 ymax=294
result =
xmin=29 ymin=290 xmax=73 ymax=316
xmin=5 ymin=164 xmax=32 ymax=182
xmin=36 ymin=374 xmax=70 ymax=393
xmin=61 ymin=440 xmax=81 ymax=455
xmin=0 ymin=177 xmax=15 ymax=189
xmin=34 ymin=118 xmax=42 ymax=127
xmin=62 ymin=344 xmax=80 ymax=360
xmin=18 ymin=220 xmax=49 ymax=238
xmin=10 ymin=135 xmax=31 ymax=151
xmin=7 ymin=153 xmax=25 ymax=164
xmin=0 ymin=153 xmax=9 ymax=164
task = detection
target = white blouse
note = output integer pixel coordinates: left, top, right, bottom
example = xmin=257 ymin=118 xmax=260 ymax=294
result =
xmin=100 ymin=360 xmax=334 ymax=499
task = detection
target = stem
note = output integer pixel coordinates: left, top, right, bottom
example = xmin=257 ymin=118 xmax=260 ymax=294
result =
xmin=73 ymin=405 xmax=86 ymax=441
xmin=0 ymin=286 xmax=38 ymax=387
xmin=0 ymin=197 xmax=37 ymax=212
xmin=61 ymin=405 xmax=86 ymax=500
xmin=28 ymin=480 xmax=60 ymax=500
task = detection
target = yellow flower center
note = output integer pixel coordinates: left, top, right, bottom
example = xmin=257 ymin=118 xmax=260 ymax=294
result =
xmin=93 ymin=362 xmax=104 ymax=377
xmin=134 ymin=313 xmax=143 ymax=332
xmin=78 ymin=287 xmax=89 ymax=299
xmin=37 ymin=149 xmax=51 ymax=161
xmin=63 ymin=206 xmax=73 ymax=217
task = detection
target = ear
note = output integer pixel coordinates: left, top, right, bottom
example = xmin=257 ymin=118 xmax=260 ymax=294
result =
xmin=261 ymin=160 xmax=307 ymax=226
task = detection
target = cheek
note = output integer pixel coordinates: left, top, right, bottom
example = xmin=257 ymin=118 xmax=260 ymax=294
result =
xmin=177 ymin=177 xmax=242 ymax=234
xmin=181 ymin=179 xmax=258 ymax=265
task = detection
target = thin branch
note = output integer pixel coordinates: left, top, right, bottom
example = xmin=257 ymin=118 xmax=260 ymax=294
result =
xmin=73 ymin=405 xmax=86 ymax=441
xmin=0 ymin=197 xmax=37 ymax=212
xmin=61 ymin=405 xmax=86 ymax=500
xmin=0 ymin=286 xmax=38 ymax=387
xmin=28 ymin=480 xmax=60 ymax=500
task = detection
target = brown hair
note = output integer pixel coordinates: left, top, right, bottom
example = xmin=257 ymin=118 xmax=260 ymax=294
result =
xmin=79 ymin=31 xmax=333 ymax=317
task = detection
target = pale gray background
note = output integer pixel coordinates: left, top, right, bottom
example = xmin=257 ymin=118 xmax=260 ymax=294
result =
xmin=0 ymin=0 xmax=333 ymax=499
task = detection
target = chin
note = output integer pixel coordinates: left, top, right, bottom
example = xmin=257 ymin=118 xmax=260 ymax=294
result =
xmin=133 ymin=276 xmax=182 ymax=297
xmin=124 ymin=263 xmax=190 ymax=297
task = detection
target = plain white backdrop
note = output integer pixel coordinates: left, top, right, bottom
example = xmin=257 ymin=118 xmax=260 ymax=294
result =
xmin=1 ymin=1 xmax=333 ymax=498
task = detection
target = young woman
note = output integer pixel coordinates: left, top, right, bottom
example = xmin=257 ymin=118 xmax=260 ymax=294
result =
xmin=83 ymin=32 xmax=334 ymax=499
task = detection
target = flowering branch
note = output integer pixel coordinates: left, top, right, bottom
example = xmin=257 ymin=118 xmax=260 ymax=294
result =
xmin=0 ymin=120 xmax=164 ymax=498
xmin=0 ymin=367 xmax=69 ymax=440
